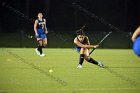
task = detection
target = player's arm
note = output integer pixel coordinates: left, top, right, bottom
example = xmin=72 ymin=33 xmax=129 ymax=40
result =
xmin=132 ymin=26 xmax=140 ymax=42
xmin=85 ymin=36 xmax=91 ymax=50
xmin=74 ymin=38 xmax=98 ymax=48
xmin=86 ymin=36 xmax=90 ymax=45
xmin=44 ymin=19 xmax=48 ymax=34
xmin=34 ymin=20 xmax=38 ymax=36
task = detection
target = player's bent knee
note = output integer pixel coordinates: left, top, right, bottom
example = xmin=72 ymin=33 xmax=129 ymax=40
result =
xmin=84 ymin=56 xmax=90 ymax=61
xmin=80 ymin=48 xmax=86 ymax=53
xmin=43 ymin=42 xmax=47 ymax=46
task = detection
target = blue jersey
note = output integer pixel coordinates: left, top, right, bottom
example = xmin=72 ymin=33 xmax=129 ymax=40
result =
xmin=35 ymin=19 xmax=47 ymax=39
xmin=37 ymin=19 xmax=45 ymax=29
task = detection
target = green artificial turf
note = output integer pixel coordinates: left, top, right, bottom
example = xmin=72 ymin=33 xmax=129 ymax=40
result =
xmin=0 ymin=48 xmax=140 ymax=93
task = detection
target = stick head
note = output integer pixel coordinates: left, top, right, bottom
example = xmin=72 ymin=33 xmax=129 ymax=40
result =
xmin=109 ymin=31 xmax=112 ymax=34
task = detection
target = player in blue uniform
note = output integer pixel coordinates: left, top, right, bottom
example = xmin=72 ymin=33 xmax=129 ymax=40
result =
xmin=74 ymin=30 xmax=104 ymax=68
xmin=131 ymin=26 xmax=140 ymax=56
xmin=34 ymin=13 xmax=48 ymax=57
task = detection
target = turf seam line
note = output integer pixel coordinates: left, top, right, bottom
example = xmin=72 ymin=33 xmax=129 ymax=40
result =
xmin=4 ymin=49 xmax=68 ymax=86
xmin=105 ymin=66 xmax=138 ymax=87
xmin=75 ymin=87 xmax=137 ymax=91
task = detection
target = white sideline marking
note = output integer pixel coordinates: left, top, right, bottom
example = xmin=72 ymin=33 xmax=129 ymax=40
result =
xmin=76 ymin=87 xmax=137 ymax=91
xmin=1 ymin=87 xmax=137 ymax=92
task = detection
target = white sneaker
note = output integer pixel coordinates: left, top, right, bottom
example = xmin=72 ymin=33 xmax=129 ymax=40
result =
xmin=40 ymin=53 xmax=46 ymax=57
xmin=98 ymin=61 xmax=104 ymax=68
xmin=77 ymin=64 xmax=82 ymax=68
xmin=35 ymin=48 xmax=40 ymax=55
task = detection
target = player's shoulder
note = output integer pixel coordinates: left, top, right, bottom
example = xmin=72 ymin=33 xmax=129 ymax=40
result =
xmin=43 ymin=18 xmax=46 ymax=22
xmin=138 ymin=26 xmax=140 ymax=30
xmin=35 ymin=19 xmax=39 ymax=23
xmin=85 ymin=36 xmax=88 ymax=38
xmin=74 ymin=37 xmax=78 ymax=42
xmin=84 ymin=36 xmax=89 ymax=39
xmin=74 ymin=37 xmax=77 ymax=40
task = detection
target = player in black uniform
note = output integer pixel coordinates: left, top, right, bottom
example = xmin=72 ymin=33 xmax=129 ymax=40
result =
xmin=74 ymin=30 xmax=104 ymax=68
xmin=34 ymin=13 xmax=48 ymax=57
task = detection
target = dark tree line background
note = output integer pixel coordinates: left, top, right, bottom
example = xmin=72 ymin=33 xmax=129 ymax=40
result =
xmin=0 ymin=0 xmax=139 ymax=48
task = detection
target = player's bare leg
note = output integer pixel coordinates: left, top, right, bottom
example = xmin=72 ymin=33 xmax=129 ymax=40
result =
xmin=77 ymin=48 xmax=86 ymax=68
xmin=39 ymin=38 xmax=47 ymax=56
xmin=35 ymin=38 xmax=45 ymax=56
xmin=43 ymin=38 xmax=47 ymax=46
xmin=84 ymin=49 xmax=104 ymax=68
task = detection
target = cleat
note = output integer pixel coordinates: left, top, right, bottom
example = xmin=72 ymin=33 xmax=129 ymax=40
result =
xmin=77 ymin=64 xmax=82 ymax=68
xmin=98 ymin=61 xmax=104 ymax=68
xmin=35 ymin=48 xmax=40 ymax=55
xmin=40 ymin=53 xmax=46 ymax=57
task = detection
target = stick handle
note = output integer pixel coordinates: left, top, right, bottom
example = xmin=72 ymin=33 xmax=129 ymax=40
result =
xmin=89 ymin=31 xmax=112 ymax=55
xmin=89 ymin=48 xmax=95 ymax=55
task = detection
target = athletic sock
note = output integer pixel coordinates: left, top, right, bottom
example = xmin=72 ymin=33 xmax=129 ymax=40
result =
xmin=41 ymin=46 xmax=44 ymax=54
xmin=79 ymin=54 xmax=85 ymax=65
xmin=87 ymin=58 xmax=98 ymax=65
xmin=37 ymin=45 xmax=42 ymax=54
xmin=41 ymin=46 xmax=44 ymax=49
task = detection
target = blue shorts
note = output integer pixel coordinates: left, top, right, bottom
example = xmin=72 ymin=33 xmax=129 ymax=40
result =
xmin=35 ymin=34 xmax=47 ymax=39
xmin=35 ymin=29 xmax=47 ymax=39
xmin=76 ymin=47 xmax=81 ymax=53
xmin=37 ymin=29 xmax=45 ymax=34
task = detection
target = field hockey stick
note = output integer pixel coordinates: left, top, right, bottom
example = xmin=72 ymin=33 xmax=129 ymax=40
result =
xmin=80 ymin=24 xmax=86 ymax=30
xmin=76 ymin=24 xmax=86 ymax=33
xmin=72 ymin=3 xmax=131 ymax=38
xmin=89 ymin=31 xmax=112 ymax=55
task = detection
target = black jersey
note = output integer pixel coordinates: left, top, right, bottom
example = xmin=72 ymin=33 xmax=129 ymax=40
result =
xmin=77 ymin=36 xmax=89 ymax=45
xmin=37 ymin=19 xmax=45 ymax=29
xmin=75 ymin=36 xmax=89 ymax=48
